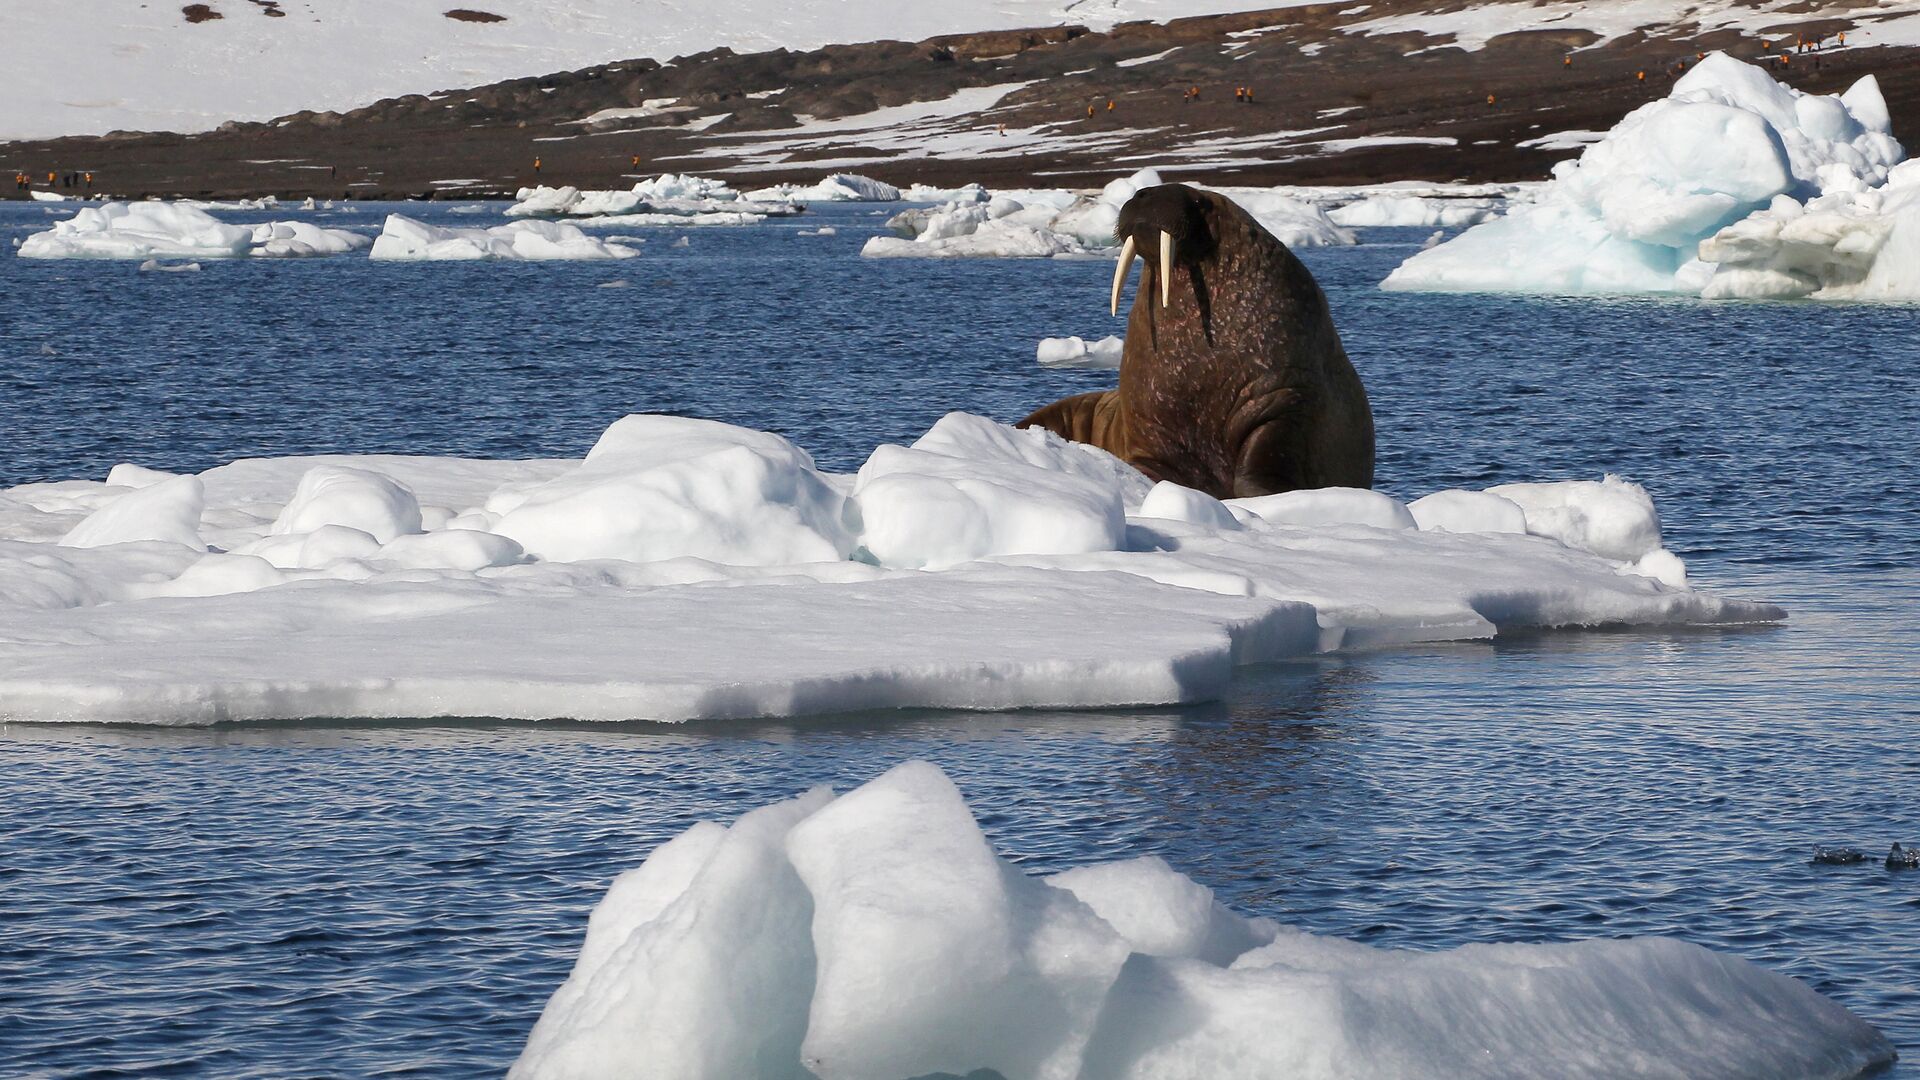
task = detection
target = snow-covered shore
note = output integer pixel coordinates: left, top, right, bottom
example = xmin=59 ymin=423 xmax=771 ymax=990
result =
xmin=0 ymin=411 xmax=1775 ymax=725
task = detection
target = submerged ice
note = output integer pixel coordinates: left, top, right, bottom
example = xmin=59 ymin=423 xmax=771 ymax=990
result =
xmin=511 ymin=760 xmax=1895 ymax=1080
xmin=0 ymin=411 xmax=1780 ymax=725
xmin=1384 ymin=54 xmax=1914 ymax=300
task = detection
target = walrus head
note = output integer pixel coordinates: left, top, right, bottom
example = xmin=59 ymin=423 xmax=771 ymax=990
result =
xmin=1110 ymin=185 xmax=1222 ymax=316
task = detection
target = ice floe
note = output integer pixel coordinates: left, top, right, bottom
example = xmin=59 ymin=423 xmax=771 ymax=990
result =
xmin=511 ymin=759 xmax=1895 ymax=1080
xmin=864 ymin=169 xmax=1353 ymax=259
xmin=1384 ymin=54 xmax=1913 ymax=299
xmin=368 ymin=215 xmax=639 ymax=261
xmin=0 ymin=410 xmax=1781 ymax=725
xmin=746 ymin=173 xmax=902 ymax=202
xmin=506 ymin=174 xmax=802 ymax=223
xmin=18 ymin=202 xmax=370 ymax=260
xmin=1037 ymin=335 xmax=1124 ymax=369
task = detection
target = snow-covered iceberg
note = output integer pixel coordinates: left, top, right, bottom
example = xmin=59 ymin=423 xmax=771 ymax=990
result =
xmin=747 ymin=173 xmax=901 ymax=202
xmin=18 ymin=202 xmax=370 ymax=260
xmin=368 ymin=215 xmax=639 ymax=261
xmin=1383 ymin=54 xmax=1910 ymax=299
xmin=864 ymin=169 xmax=1353 ymax=259
xmin=0 ymin=410 xmax=1781 ymax=725
xmin=511 ymin=759 xmax=1894 ymax=1080
xmin=506 ymin=174 xmax=802 ymax=223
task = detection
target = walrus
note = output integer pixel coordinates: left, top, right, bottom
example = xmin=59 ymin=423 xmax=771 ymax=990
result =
xmin=1019 ymin=184 xmax=1375 ymax=499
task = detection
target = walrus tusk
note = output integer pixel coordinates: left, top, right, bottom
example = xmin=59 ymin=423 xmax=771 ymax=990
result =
xmin=1110 ymin=236 xmax=1137 ymax=317
xmin=1160 ymin=230 xmax=1173 ymax=308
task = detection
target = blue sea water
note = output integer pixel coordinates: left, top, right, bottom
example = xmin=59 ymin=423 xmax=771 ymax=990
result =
xmin=0 ymin=201 xmax=1916 ymax=1077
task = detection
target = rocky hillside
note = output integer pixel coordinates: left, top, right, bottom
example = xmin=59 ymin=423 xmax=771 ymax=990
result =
xmin=4 ymin=0 xmax=1917 ymax=198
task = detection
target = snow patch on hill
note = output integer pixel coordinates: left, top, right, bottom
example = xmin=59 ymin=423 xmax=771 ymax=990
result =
xmin=0 ymin=0 xmax=1301 ymax=141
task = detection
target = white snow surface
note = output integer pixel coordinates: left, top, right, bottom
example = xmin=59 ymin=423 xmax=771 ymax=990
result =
xmin=0 ymin=411 xmax=1781 ymax=725
xmin=0 ymin=0 xmax=1306 ymax=141
xmin=368 ymin=215 xmax=639 ymax=261
xmin=1384 ymin=54 xmax=1915 ymax=299
xmin=18 ymin=202 xmax=370 ymax=260
xmin=510 ymin=759 xmax=1895 ymax=1080
xmin=864 ymin=169 xmax=1353 ymax=259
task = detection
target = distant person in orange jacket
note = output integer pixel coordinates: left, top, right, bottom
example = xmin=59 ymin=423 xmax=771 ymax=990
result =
xmin=1107 ymin=99 xmax=1115 ymax=111
xmin=533 ymin=156 xmax=542 ymax=174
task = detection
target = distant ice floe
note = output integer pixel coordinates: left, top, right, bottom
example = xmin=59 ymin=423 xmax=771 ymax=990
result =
xmin=1385 ymin=53 xmax=1918 ymax=301
xmin=368 ymin=215 xmax=638 ymax=261
xmin=0 ymin=410 xmax=1782 ymax=725
xmin=746 ymin=173 xmax=902 ymax=202
xmin=506 ymin=173 xmax=803 ymax=224
xmin=864 ymin=168 xmax=1354 ymax=259
xmin=1038 ymin=335 xmax=1124 ymax=369
xmin=18 ymin=202 xmax=371 ymax=259
xmin=510 ymin=759 xmax=1895 ymax=1080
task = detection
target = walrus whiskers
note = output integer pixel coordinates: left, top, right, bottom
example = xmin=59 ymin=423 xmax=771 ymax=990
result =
xmin=1160 ymin=230 xmax=1173 ymax=307
xmin=1110 ymin=235 xmax=1137 ymax=317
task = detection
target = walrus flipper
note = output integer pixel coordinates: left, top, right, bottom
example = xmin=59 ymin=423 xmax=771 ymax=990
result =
xmin=1017 ymin=391 xmax=1129 ymax=458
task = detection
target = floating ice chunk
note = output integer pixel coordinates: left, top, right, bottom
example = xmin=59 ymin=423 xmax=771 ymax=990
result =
xmin=368 ymin=214 xmax=639 ymax=261
xmin=493 ymin=414 xmax=854 ymax=566
xmin=1037 ymin=334 xmax=1124 ymax=369
xmin=1487 ymin=475 xmax=1661 ymax=562
xmin=1137 ymin=482 xmax=1242 ymax=531
xmin=515 ymin=761 xmax=1895 ymax=1080
xmin=1232 ymin=487 xmax=1417 ymax=531
xmin=248 ymin=219 xmax=372 ymax=258
xmin=269 ymin=465 xmax=423 ymax=544
xmin=21 ymin=202 xmax=365 ymax=259
xmin=512 ymin=788 xmax=831 ymax=1080
xmin=904 ymin=182 xmax=990 ymax=203
xmin=747 ymin=173 xmax=901 ymax=202
xmin=28 ymin=190 xmax=65 ymax=203
xmin=137 ymin=259 xmax=202 ymax=273
xmin=1385 ymin=55 xmax=1907 ymax=298
xmin=60 ymin=476 xmax=206 ymax=551
xmin=21 ymin=202 xmax=252 ymax=259
xmin=1210 ymin=189 xmax=1357 ymax=248
xmin=1328 ymin=195 xmax=1498 ymax=228
xmin=1407 ymin=489 xmax=1529 ymax=535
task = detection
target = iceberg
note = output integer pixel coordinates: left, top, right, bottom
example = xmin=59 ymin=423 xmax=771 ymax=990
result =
xmin=1037 ymin=335 xmax=1124 ymax=369
xmin=747 ymin=173 xmax=902 ymax=202
xmin=18 ymin=202 xmax=370 ymax=259
xmin=0 ymin=411 xmax=1783 ymax=725
xmin=506 ymin=174 xmax=802 ymax=221
xmin=368 ymin=215 xmax=639 ymax=261
xmin=864 ymin=169 xmax=1353 ymax=259
xmin=1384 ymin=54 xmax=1909 ymax=299
xmin=511 ymin=760 xmax=1895 ymax=1080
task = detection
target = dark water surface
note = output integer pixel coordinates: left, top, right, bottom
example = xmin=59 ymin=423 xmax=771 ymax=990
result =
xmin=1 ymin=202 xmax=1916 ymax=1077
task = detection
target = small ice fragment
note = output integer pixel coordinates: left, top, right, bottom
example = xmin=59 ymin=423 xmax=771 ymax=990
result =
xmin=597 ymin=279 xmax=629 ymax=289
xmin=1811 ymin=846 xmax=1867 ymax=865
xmin=673 ymin=236 xmax=691 ymax=248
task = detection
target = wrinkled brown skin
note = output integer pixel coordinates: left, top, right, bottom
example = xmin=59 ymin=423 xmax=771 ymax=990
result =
xmin=1018 ymin=185 xmax=1375 ymax=499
